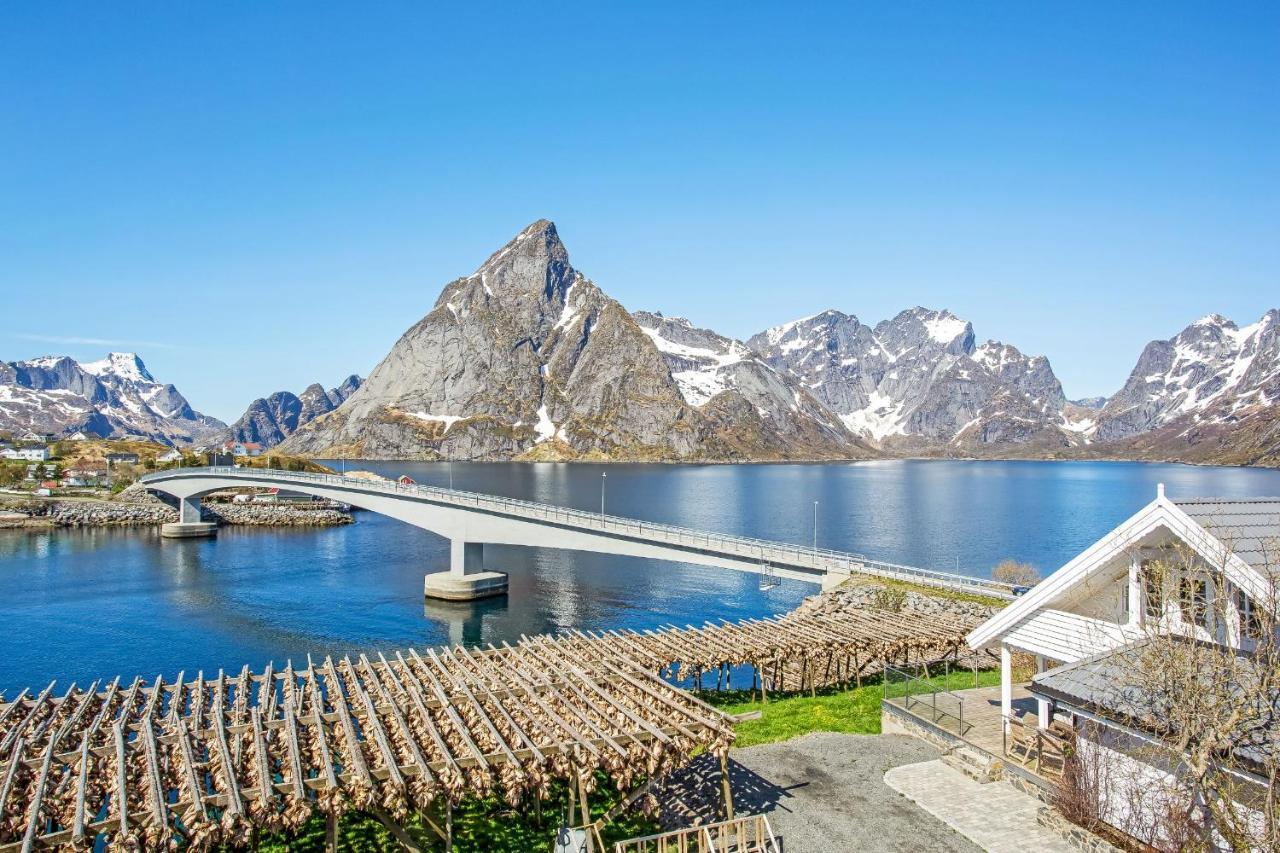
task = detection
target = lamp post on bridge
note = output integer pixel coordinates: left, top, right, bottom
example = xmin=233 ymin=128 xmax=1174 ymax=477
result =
xmin=813 ymin=500 xmax=819 ymax=557
xmin=600 ymin=471 xmax=607 ymax=519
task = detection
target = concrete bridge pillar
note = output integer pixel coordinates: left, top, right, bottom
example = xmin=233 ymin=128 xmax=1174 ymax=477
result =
xmin=424 ymin=540 xmax=508 ymax=601
xmin=161 ymin=496 xmax=217 ymax=539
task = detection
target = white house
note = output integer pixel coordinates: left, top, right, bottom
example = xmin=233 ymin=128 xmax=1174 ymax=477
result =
xmin=967 ymin=485 xmax=1277 ymax=848
xmin=157 ymin=449 xmax=183 ymax=463
xmin=1 ymin=447 xmax=51 ymax=461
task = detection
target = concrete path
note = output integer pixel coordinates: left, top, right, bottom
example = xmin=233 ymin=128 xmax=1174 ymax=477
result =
xmin=657 ymin=733 xmax=983 ymax=852
xmin=884 ymin=760 xmax=1075 ymax=853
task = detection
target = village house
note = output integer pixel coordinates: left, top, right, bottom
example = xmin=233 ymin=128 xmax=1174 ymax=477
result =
xmin=964 ymin=486 xmax=1277 ymax=849
xmin=105 ymin=452 xmax=140 ymax=465
xmin=220 ymin=440 xmax=264 ymax=457
xmin=157 ymin=448 xmax=183 ymax=463
xmin=1 ymin=446 xmax=51 ymax=462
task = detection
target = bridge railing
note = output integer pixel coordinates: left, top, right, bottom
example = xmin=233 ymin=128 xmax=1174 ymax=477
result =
xmin=141 ymin=467 xmax=1017 ymax=599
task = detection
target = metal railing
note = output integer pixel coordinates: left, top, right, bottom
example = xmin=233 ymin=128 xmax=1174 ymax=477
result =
xmin=883 ymin=663 xmax=969 ymax=737
xmin=140 ymin=467 xmax=1018 ymax=598
xmin=611 ymin=814 xmax=778 ymax=853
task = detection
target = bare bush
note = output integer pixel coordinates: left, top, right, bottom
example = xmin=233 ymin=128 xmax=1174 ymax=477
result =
xmin=992 ymin=559 xmax=1041 ymax=586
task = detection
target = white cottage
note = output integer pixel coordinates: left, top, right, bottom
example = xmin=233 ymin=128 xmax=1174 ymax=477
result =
xmin=966 ymin=485 xmax=1277 ymax=849
xmin=968 ymin=484 xmax=1275 ymax=729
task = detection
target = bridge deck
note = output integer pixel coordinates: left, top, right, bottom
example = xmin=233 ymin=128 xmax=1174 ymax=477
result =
xmin=141 ymin=467 xmax=1016 ymax=600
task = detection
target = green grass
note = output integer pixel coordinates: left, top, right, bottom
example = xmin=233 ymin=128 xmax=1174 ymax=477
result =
xmin=703 ymin=667 xmax=1003 ymax=748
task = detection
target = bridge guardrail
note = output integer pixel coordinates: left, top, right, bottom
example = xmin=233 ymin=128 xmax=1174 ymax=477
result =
xmin=140 ymin=467 xmax=1017 ymax=599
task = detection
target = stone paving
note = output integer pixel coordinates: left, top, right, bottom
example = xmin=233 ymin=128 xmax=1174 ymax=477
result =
xmin=884 ymin=759 xmax=1077 ymax=853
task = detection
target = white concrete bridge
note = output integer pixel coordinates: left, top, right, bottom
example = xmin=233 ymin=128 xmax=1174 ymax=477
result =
xmin=140 ymin=467 xmax=1017 ymax=601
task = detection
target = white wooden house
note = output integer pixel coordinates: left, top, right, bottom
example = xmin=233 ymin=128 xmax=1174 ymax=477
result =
xmin=968 ymin=484 xmax=1275 ymax=729
xmin=967 ymin=485 xmax=1277 ymax=849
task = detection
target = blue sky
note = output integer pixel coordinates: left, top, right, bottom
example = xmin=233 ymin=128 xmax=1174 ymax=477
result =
xmin=2 ymin=3 xmax=1277 ymax=422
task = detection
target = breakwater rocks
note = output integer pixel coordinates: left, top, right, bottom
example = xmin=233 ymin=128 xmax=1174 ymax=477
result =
xmin=203 ymin=503 xmax=353 ymax=527
xmin=0 ymin=497 xmax=352 ymax=529
xmin=798 ymin=579 xmax=1002 ymax=621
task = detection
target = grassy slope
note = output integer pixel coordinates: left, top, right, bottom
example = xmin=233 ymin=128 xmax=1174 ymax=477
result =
xmin=705 ymin=668 xmax=1003 ymax=748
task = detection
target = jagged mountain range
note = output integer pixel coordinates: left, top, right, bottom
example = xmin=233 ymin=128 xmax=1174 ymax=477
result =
xmin=0 ymin=352 xmax=224 ymax=444
xmin=5 ymin=221 xmax=1277 ymax=465
xmin=219 ymin=375 xmax=362 ymax=448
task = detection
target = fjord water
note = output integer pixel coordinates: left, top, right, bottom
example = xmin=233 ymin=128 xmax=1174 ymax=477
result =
xmin=4 ymin=460 xmax=1280 ymax=694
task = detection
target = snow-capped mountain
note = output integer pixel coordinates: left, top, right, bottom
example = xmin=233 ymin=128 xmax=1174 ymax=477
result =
xmin=0 ymin=352 xmax=224 ymax=444
xmin=1087 ymin=311 xmax=1280 ymax=463
xmin=279 ymin=220 xmax=866 ymax=461
xmin=748 ymin=308 xmax=1069 ymax=448
xmin=632 ymin=311 xmax=854 ymax=448
xmin=223 ymin=375 xmax=363 ymax=448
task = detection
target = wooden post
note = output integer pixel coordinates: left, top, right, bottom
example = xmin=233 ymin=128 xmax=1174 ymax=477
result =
xmin=577 ymin=773 xmax=590 ymax=828
xmin=446 ymin=800 xmax=453 ymax=853
xmin=326 ymin=812 xmax=337 ymax=853
xmin=719 ymin=753 xmax=735 ymax=820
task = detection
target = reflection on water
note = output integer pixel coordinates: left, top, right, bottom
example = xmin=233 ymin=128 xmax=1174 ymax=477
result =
xmin=2 ymin=459 xmax=1280 ymax=693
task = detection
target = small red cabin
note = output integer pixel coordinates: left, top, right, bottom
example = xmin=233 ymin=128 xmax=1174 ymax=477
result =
xmin=397 ymin=475 xmax=416 ymax=486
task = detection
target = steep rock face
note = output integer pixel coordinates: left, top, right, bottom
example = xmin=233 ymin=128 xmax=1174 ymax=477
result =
xmin=633 ymin=311 xmax=855 ymax=452
xmin=1093 ymin=312 xmax=1280 ymax=442
xmin=0 ymin=352 xmax=224 ymax=443
xmin=750 ymin=308 xmax=1069 ymax=450
xmin=280 ymin=221 xmax=866 ymax=461
xmin=1088 ymin=311 xmax=1280 ymax=464
xmin=224 ymin=375 xmax=364 ymax=447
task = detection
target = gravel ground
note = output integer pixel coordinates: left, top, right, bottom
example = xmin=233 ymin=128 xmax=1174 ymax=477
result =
xmin=657 ymin=732 xmax=982 ymax=853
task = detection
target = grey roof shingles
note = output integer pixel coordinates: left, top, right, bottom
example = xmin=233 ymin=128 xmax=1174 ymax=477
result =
xmin=1173 ymin=497 xmax=1280 ymax=577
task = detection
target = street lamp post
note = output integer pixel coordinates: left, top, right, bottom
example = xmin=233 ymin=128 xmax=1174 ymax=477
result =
xmin=449 ymin=461 xmax=454 ymax=490
xmin=813 ymin=500 xmax=819 ymax=556
xmin=600 ymin=471 xmax=607 ymax=519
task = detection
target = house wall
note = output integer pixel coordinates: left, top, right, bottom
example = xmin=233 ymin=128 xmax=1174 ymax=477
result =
xmin=1076 ymin=724 xmax=1266 ymax=852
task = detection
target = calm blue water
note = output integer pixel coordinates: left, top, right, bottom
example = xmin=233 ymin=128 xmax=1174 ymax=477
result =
xmin=3 ymin=460 xmax=1279 ymax=694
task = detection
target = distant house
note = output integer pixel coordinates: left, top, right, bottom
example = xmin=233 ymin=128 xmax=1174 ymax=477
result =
xmin=105 ymin=452 xmax=140 ymax=465
xmin=67 ymin=430 xmax=102 ymax=441
xmin=18 ymin=431 xmax=51 ymax=442
xmin=220 ymin=440 xmax=265 ymax=457
xmin=2 ymin=447 xmax=51 ymax=462
xmin=157 ymin=449 xmax=183 ymax=463
xmin=38 ymin=480 xmax=58 ymax=490
xmin=398 ymin=475 xmax=417 ymax=486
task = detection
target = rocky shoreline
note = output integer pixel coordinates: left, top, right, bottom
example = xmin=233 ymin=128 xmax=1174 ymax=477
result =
xmin=0 ymin=497 xmax=353 ymax=530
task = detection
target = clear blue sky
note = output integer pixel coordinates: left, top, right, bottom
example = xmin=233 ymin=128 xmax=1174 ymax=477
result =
xmin=2 ymin=3 xmax=1276 ymax=421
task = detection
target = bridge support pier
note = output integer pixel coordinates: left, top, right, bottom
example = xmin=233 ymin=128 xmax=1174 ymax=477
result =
xmin=161 ymin=496 xmax=217 ymax=539
xmin=424 ymin=541 xmax=508 ymax=601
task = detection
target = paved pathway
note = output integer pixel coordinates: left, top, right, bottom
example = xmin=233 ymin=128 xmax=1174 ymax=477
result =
xmin=657 ymin=733 xmax=982 ymax=852
xmin=884 ymin=759 xmax=1076 ymax=852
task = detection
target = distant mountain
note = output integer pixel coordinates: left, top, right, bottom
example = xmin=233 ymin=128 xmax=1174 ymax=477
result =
xmin=748 ymin=308 xmax=1073 ymax=452
xmin=0 ymin=352 xmax=224 ymax=444
xmin=632 ymin=311 xmax=856 ymax=453
xmin=1086 ymin=311 xmax=1280 ymax=466
xmin=279 ymin=220 xmax=869 ymax=461
xmin=223 ymin=375 xmax=363 ymax=448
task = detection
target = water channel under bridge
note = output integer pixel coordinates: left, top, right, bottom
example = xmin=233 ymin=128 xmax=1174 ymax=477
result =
xmin=139 ymin=467 xmax=1017 ymax=602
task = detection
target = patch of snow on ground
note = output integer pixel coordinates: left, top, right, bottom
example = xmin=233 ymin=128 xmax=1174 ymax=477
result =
xmin=923 ymin=315 xmax=968 ymax=345
xmin=407 ymin=412 xmax=465 ymax=430
xmin=839 ymin=391 xmax=910 ymax=441
xmin=671 ymin=369 xmax=730 ymax=407
xmin=534 ymin=404 xmax=556 ymax=443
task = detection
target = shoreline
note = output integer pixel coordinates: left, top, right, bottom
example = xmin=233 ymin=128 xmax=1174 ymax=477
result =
xmin=0 ymin=497 xmax=354 ymax=531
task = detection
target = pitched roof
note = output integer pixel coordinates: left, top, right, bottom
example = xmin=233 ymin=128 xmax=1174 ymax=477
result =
xmin=968 ymin=488 xmax=1277 ymax=651
xmin=1173 ymin=498 xmax=1280 ymax=578
xmin=1031 ymin=636 xmax=1277 ymax=774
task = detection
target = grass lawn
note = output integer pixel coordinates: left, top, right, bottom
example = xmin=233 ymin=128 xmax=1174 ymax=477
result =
xmin=704 ymin=667 xmax=1003 ymax=748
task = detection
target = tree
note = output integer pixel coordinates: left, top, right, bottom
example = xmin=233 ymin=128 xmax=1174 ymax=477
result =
xmin=1058 ymin=538 xmax=1278 ymax=851
xmin=992 ymin=559 xmax=1041 ymax=587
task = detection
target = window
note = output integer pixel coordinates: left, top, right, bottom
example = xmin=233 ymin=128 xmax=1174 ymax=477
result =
xmin=1142 ymin=561 xmax=1164 ymax=619
xmin=1180 ymin=577 xmax=1209 ymax=629
xmin=1235 ymin=589 xmax=1263 ymax=640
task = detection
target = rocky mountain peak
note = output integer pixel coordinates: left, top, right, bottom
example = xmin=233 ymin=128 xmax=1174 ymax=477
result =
xmin=83 ymin=351 xmax=155 ymax=384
